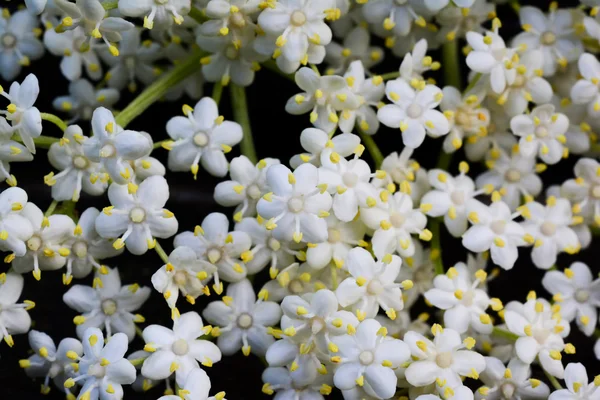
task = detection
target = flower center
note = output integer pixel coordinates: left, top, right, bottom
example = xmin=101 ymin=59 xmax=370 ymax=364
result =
xmin=174 ymin=270 xmax=187 ymax=286
xmin=101 ymin=299 xmax=117 ymax=316
xmin=88 ymin=363 xmax=106 ymax=378
xmin=575 ymin=289 xmax=590 ymax=303
xmin=236 ymin=313 xmax=253 ymax=329
xmin=541 ymin=31 xmax=556 ymax=45
xmin=288 ymin=279 xmax=304 ymax=294
xmin=247 ymin=185 xmax=261 ymax=200
xmin=73 ymin=156 xmax=89 ymax=169
xmin=391 ymin=168 xmax=406 ymax=183
xmin=512 ymin=74 xmax=526 ymax=88
xmin=288 ymin=197 xmax=304 ymax=213
xmin=359 ymin=350 xmax=374 ymax=365
xmin=407 ymin=103 xmax=423 ymax=119
xmin=451 ymin=191 xmax=465 ymax=205
xmin=455 ymin=110 xmax=471 ymax=127
xmin=505 ymin=169 xmax=521 ymax=183
xmin=490 ymin=220 xmax=506 ymax=235
xmin=310 ymin=317 xmax=325 ymax=334
xmin=540 ymin=221 xmax=556 ymax=236
xmin=342 ymin=172 xmax=359 ymax=188
xmin=590 ymin=185 xmax=600 ymax=199
xmin=129 ymin=207 xmax=146 ymax=223
xmin=290 ymin=10 xmax=307 ymax=26
xmin=390 ymin=212 xmax=405 ymax=228
xmin=532 ymin=328 xmax=550 ymax=344
xmin=99 ymin=144 xmax=116 ymax=158
xmin=207 ymin=248 xmax=222 ymax=264
xmin=225 ymin=45 xmax=239 ymax=60
xmin=501 ymin=383 xmax=516 ymax=398
xmin=1 ymin=33 xmax=16 ymax=49
xmin=172 ymin=338 xmax=189 ymax=356
xmin=268 ymin=237 xmax=281 ymax=252
xmin=462 ymin=290 xmax=475 ymax=306
xmin=193 ymin=132 xmax=209 ymax=147
xmin=367 ymin=279 xmax=384 ymax=295
xmin=535 ymin=126 xmax=548 ymax=138
xmin=27 ymin=236 xmax=42 ymax=252
xmin=73 ymin=241 xmax=88 ymax=258
xmin=435 ymin=352 xmax=453 ymax=368
xmin=230 ymin=11 xmax=246 ymax=28
xmin=327 ymin=228 xmax=341 ymax=243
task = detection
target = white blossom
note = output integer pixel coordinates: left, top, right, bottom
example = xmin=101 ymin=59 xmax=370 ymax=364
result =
xmin=0 ymin=10 xmax=44 ymax=81
xmin=0 ymin=273 xmax=33 ymax=347
xmin=119 ymin=0 xmax=191 ymax=30
xmin=476 ymin=357 xmax=550 ymax=400
xmin=549 ymin=363 xmax=600 ymax=400
xmin=290 ymin=128 xmax=360 ymax=169
xmin=53 ymin=79 xmax=120 ymax=122
xmin=158 ymin=368 xmax=226 ymax=400
xmin=43 ymin=27 xmax=102 ymax=81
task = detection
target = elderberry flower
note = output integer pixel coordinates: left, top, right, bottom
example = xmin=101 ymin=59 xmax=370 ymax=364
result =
xmin=570 ymin=53 xmax=600 ymax=118
xmin=398 ymin=39 xmax=440 ymax=82
xmin=542 ymin=262 xmax=600 ymax=337
xmin=20 ymin=331 xmax=83 ymax=395
xmin=462 ymin=199 xmax=526 ymax=270
xmin=503 ymin=297 xmax=570 ymax=378
xmin=63 ymin=267 xmax=150 ymax=342
xmin=158 ymin=368 xmax=226 ymax=400
xmin=203 ymin=279 xmax=281 ymax=357
xmin=476 ymin=357 xmax=550 ymax=400
xmin=374 ymin=148 xmax=430 ymax=203
xmin=0 ymin=10 xmax=44 ymax=81
xmin=262 ymin=366 xmax=333 ymax=400
xmin=0 ymin=273 xmax=33 ymax=347
xmin=0 ymin=74 xmax=43 ymax=154
xmin=285 ymin=67 xmax=360 ymax=133
xmin=520 ymin=197 xmax=580 ymax=269
xmin=174 ymin=212 xmax=251 ymax=286
xmin=12 ymin=203 xmax=75 ymax=281
xmin=214 ymin=156 xmax=280 ymax=222
xmin=119 ymin=0 xmax=191 ymax=30
xmin=362 ymin=0 xmax=427 ymax=38
xmin=548 ymin=363 xmax=600 ymax=400
xmin=95 ymin=176 xmax=179 ymax=255
xmin=290 ymin=128 xmax=360 ymax=169
xmin=152 ymin=246 xmax=216 ymax=309
xmin=257 ymin=163 xmax=333 ymax=244
xmin=0 ymin=128 xmax=33 ymax=185
xmin=378 ymin=78 xmax=450 ymax=149
xmin=560 ymin=158 xmax=600 ymax=226
xmin=166 ymin=97 xmax=243 ymax=178
xmin=305 ymin=216 xmax=365 ymax=270
xmin=336 ymin=247 xmax=407 ymax=320
xmin=53 ymin=80 xmax=120 ymax=122
xmin=83 ymin=107 xmax=153 ymax=185
xmin=199 ymin=0 xmax=261 ymax=40
xmin=141 ymin=312 xmax=222 ymax=386
xmin=324 ymin=25 xmax=384 ymax=75
xmin=66 ymin=327 xmax=136 ymax=400
xmin=0 ymin=187 xmax=35 ymax=257
xmin=395 ymin=241 xmax=435 ymax=308
xmin=261 ymin=262 xmax=326 ymax=302
xmin=43 ymin=27 xmax=103 ymax=82
xmin=331 ymin=318 xmax=411 ymax=399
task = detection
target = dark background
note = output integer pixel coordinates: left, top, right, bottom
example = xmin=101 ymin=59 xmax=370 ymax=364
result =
xmin=1 ymin=0 xmax=598 ymax=398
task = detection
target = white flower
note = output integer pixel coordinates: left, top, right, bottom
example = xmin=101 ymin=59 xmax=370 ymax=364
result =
xmin=510 ymin=104 xmax=569 ymax=165
xmin=378 ymin=78 xmax=449 ymax=149
xmin=83 ymin=107 xmax=153 ymax=185
xmin=119 ymin=0 xmax=190 ymax=30
xmin=504 ymin=298 xmax=570 ymax=378
xmin=336 ymin=247 xmax=405 ymax=320
xmin=424 ymin=263 xmax=495 ymax=334
xmin=12 ymin=203 xmax=75 ymax=280
xmin=549 ymin=363 xmax=600 ymax=400
xmin=463 ymin=105 xmax=515 ymax=162
xmin=325 ymin=25 xmax=384 ymax=74
xmin=512 ymin=6 xmax=583 ymax=77
xmin=257 ymin=163 xmax=333 ymax=244
xmin=152 ymin=246 xmax=215 ymax=309
xmin=420 ymin=166 xmax=486 ymax=238
xmin=257 ymin=0 xmax=335 ymax=71
xmin=199 ymin=0 xmax=261 ymax=38
xmin=262 ymin=366 xmax=332 ymax=400
xmin=69 ymin=328 xmax=136 ymax=400
xmin=331 ymin=318 xmax=410 ymax=399
xmin=520 ymin=198 xmax=580 ymax=269
xmin=234 ymin=217 xmax=296 ymax=275
xmin=174 ymin=212 xmax=251 ymax=285
xmin=0 ymin=130 xmax=33 ymax=185
xmin=99 ymin=28 xmax=163 ymax=92
xmin=53 ymin=79 xmax=120 ymax=122
xmin=0 ymin=74 xmax=42 ymax=153
xmin=158 ymin=368 xmax=226 ymax=400
xmin=261 ymin=262 xmax=325 ymax=303
xmin=141 ymin=312 xmax=222 ymax=386
xmin=0 ymin=187 xmax=34 ymax=257
xmin=476 ymin=357 xmax=550 ymax=400
xmin=63 ymin=267 xmax=150 ymax=341
xmin=462 ymin=199 xmax=526 ymax=270
xmin=47 ymin=125 xmax=108 ymax=202
xmin=542 ymin=262 xmax=600 ymax=337
xmin=43 ymin=27 xmax=102 ymax=81
xmin=399 ymin=39 xmax=440 ymax=82
xmin=22 ymin=331 xmax=83 ymax=395
xmin=550 ymin=96 xmax=591 ymax=155
xmin=214 ymin=156 xmax=279 ymax=221
xmin=560 ymin=158 xmax=600 ymax=226
xmin=203 ymin=279 xmax=281 ymax=357
xmin=374 ymin=148 xmax=430 ymax=203
xmin=474 ymin=146 xmax=541 ymax=211
xmin=360 ymin=190 xmax=428 ymax=259
xmin=395 ymin=240 xmax=435 ymax=308
xmin=0 ymin=10 xmax=44 ymax=81
xmin=362 ymin=0 xmax=427 ymax=37
xmin=436 ymin=0 xmax=495 ymax=42
xmin=0 ymin=273 xmax=33 ymax=347
xmin=305 ymin=216 xmax=365 ymax=270
xmin=166 ymin=97 xmax=243 ymax=178
xmin=285 ymin=67 xmax=360 ymax=133
xmin=55 ymin=0 xmax=133 ymax=52
xmin=570 ymin=53 xmax=600 ymax=118
xmin=404 ymin=327 xmax=486 ymax=388
xmin=95 ymin=176 xmax=179 ymax=255
xmin=290 ymin=128 xmax=360 ymax=169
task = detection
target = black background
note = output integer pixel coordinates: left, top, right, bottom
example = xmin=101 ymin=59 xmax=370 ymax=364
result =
xmin=1 ymin=0 xmax=598 ymax=399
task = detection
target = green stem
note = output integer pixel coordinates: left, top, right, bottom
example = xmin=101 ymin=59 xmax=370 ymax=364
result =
xmin=229 ymin=84 xmax=258 ymax=164
xmin=154 ymin=241 xmax=169 ymax=264
xmin=359 ymin=133 xmax=383 ymax=168
xmin=45 ymin=200 xmax=59 ymax=217
xmin=25 ymin=135 xmax=59 ymax=149
xmin=442 ymin=39 xmax=462 ymax=89
xmin=464 ymin=73 xmax=482 ymax=94
xmin=189 ymin=6 xmax=208 ymax=24
xmin=135 ymin=325 xmax=144 ymax=339
xmin=40 ymin=113 xmax=67 ymax=132
xmin=262 ymin=60 xmax=295 ymax=81
xmin=115 ymin=51 xmax=204 ymax=128
xmin=153 ymin=139 xmax=169 ymax=150
xmin=544 ymin=369 xmax=563 ymax=390
xmin=491 ymin=327 xmax=520 ymax=341
xmin=212 ymin=83 xmax=223 ymax=105
xmin=380 ymin=71 xmax=400 ymax=81
xmin=102 ymin=0 xmax=118 ymax=10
